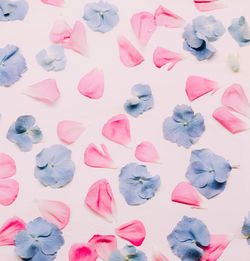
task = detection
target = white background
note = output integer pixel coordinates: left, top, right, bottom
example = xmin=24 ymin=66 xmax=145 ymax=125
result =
xmin=0 ymin=0 xmax=250 ymax=260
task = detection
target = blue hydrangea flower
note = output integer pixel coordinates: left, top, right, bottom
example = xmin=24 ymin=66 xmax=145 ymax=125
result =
xmin=36 ymin=45 xmax=66 ymax=72
xmin=167 ymin=216 xmax=210 ymax=261
xmin=228 ymin=16 xmax=250 ymax=47
xmin=185 ymin=149 xmax=232 ymax=199
xmin=124 ymin=84 xmax=154 ymax=117
xmin=0 ymin=0 xmax=28 ymax=21
xmin=83 ymin=1 xmax=119 ymax=33
xmin=7 ymin=115 xmax=42 ymax=152
xmin=15 ymin=217 xmax=64 ymax=261
xmin=163 ymin=105 xmax=205 ymax=149
xmin=242 ymin=212 xmax=250 ymax=244
xmin=34 ymin=144 xmax=75 ymax=188
xmin=109 ymin=245 xmax=147 ymax=261
xmin=119 ymin=163 xmax=160 ymax=205
xmin=0 ymin=45 xmax=27 ymax=87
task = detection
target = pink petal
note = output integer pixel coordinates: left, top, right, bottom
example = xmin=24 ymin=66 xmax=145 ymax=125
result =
xmin=213 ymin=107 xmax=248 ymax=134
xmin=78 ymin=68 xmax=104 ymax=99
xmin=194 ymin=0 xmax=224 ymax=12
xmin=24 ymin=79 xmax=60 ymax=104
xmin=0 ymin=179 xmax=19 ymax=206
xmin=222 ymin=84 xmax=250 ymax=118
xmin=131 ymin=12 xmax=156 ymax=46
xmin=57 ymin=120 xmax=85 ymax=145
xmin=154 ymin=5 xmax=185 ymax=28
xmin=152 ymin=251 xmax=169 ymax=261
xmin=0 ymin=217 xmax=25 ymax=246
xmin=50 ymin=20 xmax=72 ymax=44
xmin=135 ymin=141 xmax=160 ymax=163
xmin=41 ymin=0 xmax=64 ymax=7
xmin=84 ymin=143 xmax=114 ymax=169
xmin=88 ymin=235 xmax=117 ymax=260
xmin=102 ymin=114 xmax=131 ymax=146
xmin=117 ymin=36 xmax=144 ymax=67
xmin=153 ymin=47 xmax=183 ymax=71
xmin=171 ymin=182 xmax=201 ymax=207
xmin=36 ymin=200 xmax=70 ymax=229
xmin=69 ymin=243 xmax=97 ymax=261
xmin=115 ymin=220 xmax=146 ymax=246
xmin=201 ymin=235 xmax=231 ymax=261
xmin=186 ymin=76 xmax=218 ymax=101
xmin=0 ymin=153 xmax=16 ymax=179
xmin=85 ymin=179 xmax=115 ymax=220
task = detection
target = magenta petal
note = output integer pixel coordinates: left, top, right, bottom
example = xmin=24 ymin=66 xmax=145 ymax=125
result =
xmin=194 ymin=0 xmax=224 ymax=12
xmin=171 ymin=182 xmax=201 ymax=207
xmin=102 ymin=114 xmax=131 ymax=146
xmin=50 ymin=20 xmax=72 ymax=44
xmin=222 ymin=84 xmax=250 ymax=118
xmin=117 ymin=36 xmax=144 ymax=67
xmin=135 ymin=141 xmax=159 ymax=163
xmin=0 ymin=217 xmax=25 ymax=246
xmin=69 ymin=243 xmax=97 ymax=261
xmin=41 ymin=0 xmax=64 ymax=6
xmin=0 ymin=153 xmax=16 ymax=179
xmin=78 ymin=68 xmax=104 ymax=99
xmin=0 ymin=179 xmax=19 ymax=206
xmin=37 ymin=200 xmax=70 ymax=229
xmin=213 ymin=107 xmax=248 ymax=134
xmin=154 ymin=5 xmax=185 ymax=28
xmin=152 ymin=251 xmax=170 ymax=261
xmin=153 ymin=47 xmax=183 ymax=71
xmin=88 ymin=235 xmax=117 ymax=260
xmin=186 ymin=76 xmax=218 ymax=101
xmin=116 ymin=220 xmax=146 ymax=246
xmin=131 ymin=12 xmax=156 ymax=46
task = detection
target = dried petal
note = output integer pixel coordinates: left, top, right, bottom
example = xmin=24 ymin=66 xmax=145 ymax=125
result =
xmin=135 ymin=141 xmax=159 ymax=163
xmin=152 ymin=251 xmax=169 ymax=261
xmin=41 ymin=0 xmax=64 ymax=6
xmin=69 ymin=243 xmax=97 ymax=261
xmin=194 ymin=0 xmax=224 ymax=12
xmin=0 ymin=153 xmax=16 ymax=179
xmin=0 ymin=179 xmax=19 ymax=206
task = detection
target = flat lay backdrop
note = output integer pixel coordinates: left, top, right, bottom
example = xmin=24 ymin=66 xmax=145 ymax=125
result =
xmin=0 ymin=0 xmax=250 ymax=260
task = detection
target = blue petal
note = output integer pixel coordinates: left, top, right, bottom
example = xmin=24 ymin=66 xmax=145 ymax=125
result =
xmin=124 ymin=99 xmax=145 ymax=117
xmin=241 ymin=212 xmax=250 ymax=237
xmin=187 ymin=113 xmax=205 ymax=138
xmin=109 ymin=250 xmax=124 ymax=261
xmin=139 ymin=176 xmax=161 ymax=199
xmin=0 ymin=0 xmax=29 ymax=21
xmin=183 ymin=24 xmax=204 ymax=48
xmin=15 ymin=115 xmax=35 ymax=133
xmin=172 ymin=105 xmax=194 ymax=123
xmin=15 ymin=231 xmax=37 ymax=259
xmin=197 ymin=180 xmax=226 ymax=199
xmin=175 ymin=241 xmax=204 ymax=261
xmin=26 ymin=218 xmax=52 ymax=237
xmin=132 ymin=84 xmax=152 ymax=100
xmin=31 ymin=251 xmax=56 ymax=261
xmin=29 ymin=126 xmax=43 ymax=144
xmin=34 ymin=167 xmax=58 ymax=187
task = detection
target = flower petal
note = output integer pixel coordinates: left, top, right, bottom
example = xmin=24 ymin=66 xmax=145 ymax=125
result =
xmin=0 ymin=179 xmax=19 ymax=206
xmin=152 ymin=251 xmax=169 ymax=261
xmin=69 ymin=243 xmax=97 ymax=261
xmin=193 ymin=0 xmax=224 ymax=12
xmin=0 ymin=153 xmax=16 ymax=179
xmin=41 ymin=0 xmax=64 ymax=6
xmin=135 ymin=141 xmax=160 ymax=163
xmin=50 ymin=20 xmax=72 ymax=44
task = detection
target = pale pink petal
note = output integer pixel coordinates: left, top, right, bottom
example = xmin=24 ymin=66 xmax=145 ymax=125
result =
xmin=201 ymin=235 xmax=231 ymax=261
xmin=154 ymin=5 xmax=185 ymax=28
xmin=115 ymin=220 xmax=146 ymax=246
xmin=186 ymin=76 xmax=218 ymax=101
xmin=88 ymin=235 xmax=117 ymax=260
xmin=57 ymin=120 xmax=85 ymax=145
xmin=24 ymin=79 xmax=60 ymax=104
xmin=0 ymin=179 xmax=19 ymax=206
xmin=78 ymin=68 xmax=104 ymax=99
xmin=117 ymin=36 xmax=144 ymax=67
xmin=69 ymin=243 xmax=97 ymax=261
xmin=41 ymin=0 xmax=64 ymax=7
xmin=102 ymin=114 xmax=131 ymax=146
xmin=153 ymin=47 xmax=183 ymax=71
xmin=85 ymin=179 xmax=115 ymax=220
xmin=0 ymin=217 xmax=25 ymax=246
xmin=171 ymin=182 xmax=201 ymax=207
xmin=0 ymin=153 xmax=16 ymax=179
xmin=36 ymin=200 xmax=70 ymax=229
xmin=135 ymin=141 xmax=160 ymax=163
xmin=152 ymin=251 xmax=169 ymax=261
xmin=131 ymin=12 xmax=156 ymax=46
xmin=84 ymin=143 xmax=114 ymax=168
xmin=222 ymin=84 xmax=250 ymax=118
xmin=194 ymin=0 xmax=224 ymax=12
xmin=213 ymin=107 xmax=248 ymax=134
xmin=50 ymin=20 xmax=73 ymax=44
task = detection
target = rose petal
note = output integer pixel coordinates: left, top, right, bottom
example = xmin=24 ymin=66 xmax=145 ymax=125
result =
xmin=135 ymin=141 xmax=160 ymax=163
xmin=50 ymin=20 xmax=72 ymax=44
xmin=194 ymin=0 xmax=224 ymax=12
xmin=0 ymin=179 xmax=19 ymax=206
xmin=0 ymin=153 xmax=16 ymax=179
xmin=152 ymin=251 xmax=170 ymax=261
xmin=69 ymin=243 xmax=97 ymax=261
xmin=41 ymin=0 xmax=64 ymax=6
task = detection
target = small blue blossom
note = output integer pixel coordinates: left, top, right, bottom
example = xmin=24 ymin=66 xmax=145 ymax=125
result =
xmin=7 ymin=115 xmax=42 ymax=152
xmin=109 ymin=245 xmax=147 ymax=261
xmin=0 ymin=0 xmax=28 ymax=21
xmin=15 ymin=217 xmax=64 ymax=261
xmin=119 ymin=163 xmax=160 ymax=205
xmin=83 ymin=1 xmax=119 ymax=33
xmin=167 ymin=216 xmax=210 ymax=261
xmin=36 ymin=45 xmax=66 ymax=72
xmin=242 ymin=212 xmax=250 ymax=244
xmin=34 ymin=144 xmax=75 ymax=188
xmin=163 ymin=105 xmax=205 ymax=149
xmin=124 ymin=84 xmax=154 ymax=117
xmin=228 ymin=16 xmax=250 ymax=47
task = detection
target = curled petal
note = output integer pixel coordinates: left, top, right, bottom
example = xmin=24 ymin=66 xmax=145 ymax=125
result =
xmin=0 ymin=179 xmax=19 ymax=206
xmin=50 ymin=20 xmax=72 ymax=43
xmin=135 ymin=141 xmax=159 ymax=163
xmin=69 ymin=243 xmax=97 ymax=261
xmin=41 ymin=0 xmax=64 ymax=6
xmin=194 ymin=0 xmax=224 ymax=12
xmin=0 ymin=153 xmax=16 ymax=179
xmin=116 ymin=220 xmax=146 ymax=246
xmin=152 ymin=251 xmax=169 ymax=261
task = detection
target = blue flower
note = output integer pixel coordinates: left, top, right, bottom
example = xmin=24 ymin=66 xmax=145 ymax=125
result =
xmin=124 ymin=84 xmax=154 ymax=117
xmin=0 ymin=45 xmax=27 ymax=87
xmin=34 ymin=144 xmax=75 ymax=188
xmin=242 ymin=212 xmax=250 ymax=244
xmin=167 ymin=216 xmax=210 ymax=261
xmin=163 ymin=105 xmax=205 ymax=149
xmin=83 ymin=1 xmax=119 ymax=33
xmin=15 ymin=217 xmax=64 ymax=261
xmin=119 ymin=163 xmax=160 ymax=205
xmin=7 ymin=115 xmax=43 ymax=152
xmin=228 ymin=16 xmax=250 ymax=47
xmin=0 ymin=0 xmax=28 ymax=21
xmin=36 ymin=45 xmax=66 ymax=72
xmin=109 ymin=245 xmax=147 ymax=261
